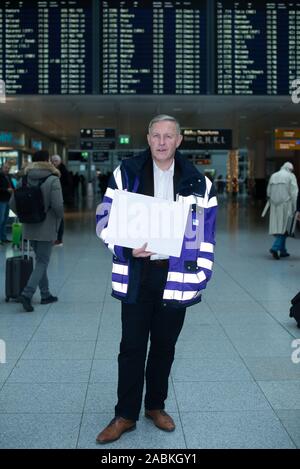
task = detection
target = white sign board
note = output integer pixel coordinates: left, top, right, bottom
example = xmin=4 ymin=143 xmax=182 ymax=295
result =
xmin=106 ymin=190 xmax=190 ymax=257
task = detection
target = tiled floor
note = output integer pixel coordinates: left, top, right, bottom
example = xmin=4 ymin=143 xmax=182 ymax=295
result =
xmin=0 ymin=196 xmax=299 ymax=449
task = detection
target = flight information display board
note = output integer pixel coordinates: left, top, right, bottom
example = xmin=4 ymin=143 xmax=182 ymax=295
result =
xmin=216 ymin=0 xmax=300 ymax=95
xmin=100 ymin=0 xmax=207 ymax=94
xmin=1 ymin=1 xmax=300 ymax=96
xmin=0 ymin=0 xmax=93 ymax=94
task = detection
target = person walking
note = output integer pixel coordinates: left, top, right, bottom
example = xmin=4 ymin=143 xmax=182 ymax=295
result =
xmin=10 ymin=150 xmax=64 ymax=312
xmin=267 ymin=162 xmax=298 ymax=259
xmin=95 ymin=115 xmax=217 ymax=444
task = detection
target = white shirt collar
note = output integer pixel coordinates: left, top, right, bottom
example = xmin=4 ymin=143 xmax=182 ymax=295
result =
xmin=153 ymin=159 xmax=175 ymax=176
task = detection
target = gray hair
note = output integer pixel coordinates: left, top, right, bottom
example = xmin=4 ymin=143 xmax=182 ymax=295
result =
xmin=51 ymin=154 xmax=61 ymax=164
xmin=148 ymin=115 xmax=181 ymax=135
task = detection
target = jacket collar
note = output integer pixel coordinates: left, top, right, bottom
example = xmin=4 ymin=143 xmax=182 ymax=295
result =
xmin=123 ymin=148 xmax=199 ymax=180
xmin=25 ymin=161 xmax=60 ymax=177
xmin=123 ymin=148 xmax=202 ymax=197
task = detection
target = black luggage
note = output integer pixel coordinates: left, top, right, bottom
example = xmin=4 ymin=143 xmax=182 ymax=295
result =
xmin=5 ymin=242 xmax=33 ymax=302
xmin=290 ymin=292 xmax=300 ymax=328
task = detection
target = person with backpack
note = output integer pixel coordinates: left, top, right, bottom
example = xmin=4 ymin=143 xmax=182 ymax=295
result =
xmin=267 ymin=162 xmax=298 ymax=259
xmin=9 ymin=150 xmax=64 ymax=312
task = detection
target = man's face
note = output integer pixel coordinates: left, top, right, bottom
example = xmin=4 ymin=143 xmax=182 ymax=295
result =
xmin=147 ymin=120 xmax=183 ymax=166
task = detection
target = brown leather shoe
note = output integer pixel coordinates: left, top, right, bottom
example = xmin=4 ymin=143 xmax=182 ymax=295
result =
xmin=96 ymin=417 xmax=136 ymax=444
xmin=145 ymin=409 xmax=175 ymax=432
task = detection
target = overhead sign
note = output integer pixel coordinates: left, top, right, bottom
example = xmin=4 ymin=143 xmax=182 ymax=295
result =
xmin=93 ymin=151 xmax=109 ymax=162
xmin=275 ymin=140 xmax=300 ymax=151
xmin=119 ymin=135 xmax=130 ymax=145
xmin=30 ymin=139 xmax=42 ymax=151
xmin=275 ymin=129 xmax=300 ymax=139
xmin=181 ymin=129 xmax=232 ymax=150
xmin=68 ymin=151 xmax=90 ymax=162
xmin=195 ymin=154 xmax=211 ymax=165
xmin=80 ymin=128 xmax=116 ymax=151
xmin=275 ymin=129 xmax=300 ymax=151
xmin=0 ymin=131 xmax=25 ymax=147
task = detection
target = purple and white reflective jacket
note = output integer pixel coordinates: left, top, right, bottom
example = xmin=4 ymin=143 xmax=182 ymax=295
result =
xmin=96 ymin=150 xmax=217 ymax=308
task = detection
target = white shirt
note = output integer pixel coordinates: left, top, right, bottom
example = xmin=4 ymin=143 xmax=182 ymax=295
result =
xmin=151 ymin=160 xmax=174 ymax=260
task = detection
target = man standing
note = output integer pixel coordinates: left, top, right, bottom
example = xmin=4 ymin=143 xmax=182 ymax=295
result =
xmin=96 ymin=115 xmax=217 ymax=443
xmin=267 ymin=162 xmax=298 ymax=259
xmin=0 ymin=162 xmax=13 ymax=245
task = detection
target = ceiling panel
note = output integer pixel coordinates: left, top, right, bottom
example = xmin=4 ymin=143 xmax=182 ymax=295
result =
xmin=0 ymin=95 xmax=298 ymax=149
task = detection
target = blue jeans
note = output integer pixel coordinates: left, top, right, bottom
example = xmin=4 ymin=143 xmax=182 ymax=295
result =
xmin=271 ymin=235 xmax=288 ymax=254
xmin=0 ymin=202 xmax=9 ymax=241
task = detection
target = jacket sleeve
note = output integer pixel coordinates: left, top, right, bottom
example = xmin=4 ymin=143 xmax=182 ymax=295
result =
xmin=290 ymin=174 xmax=299 ymax=212
xmin=195 ymin=177 xmax=217 ymax=291
xmin=9 ymin=192 xmax=16 ymax=212
xmin=49 ymin=176 xmax=64 ymax=219
xmin=0 ymin=174 xmax=6 ymax=194
xmin=96 ymin=166 xmax=132 ymax=261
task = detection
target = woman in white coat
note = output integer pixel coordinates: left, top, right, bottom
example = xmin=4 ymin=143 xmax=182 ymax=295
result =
xmin=267 ymin=162 xmax=298 ymax=259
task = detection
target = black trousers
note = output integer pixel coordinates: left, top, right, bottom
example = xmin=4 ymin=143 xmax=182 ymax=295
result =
xmin=115 ymin=261 xmax=186 ymax=421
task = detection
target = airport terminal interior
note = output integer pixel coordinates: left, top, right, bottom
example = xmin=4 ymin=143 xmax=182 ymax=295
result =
xmin=0 ymin=0 xmax=300 ymax=449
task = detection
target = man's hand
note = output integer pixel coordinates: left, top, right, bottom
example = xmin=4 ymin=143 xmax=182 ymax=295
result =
xmin=132 ymin=243 xmax=154 ymax=258
xmin=296 ymin=211 xmax=300 ymax=222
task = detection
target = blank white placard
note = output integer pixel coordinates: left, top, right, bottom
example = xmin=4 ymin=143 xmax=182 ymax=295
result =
xmin=105 ymin=190 xmax=190 ymax=257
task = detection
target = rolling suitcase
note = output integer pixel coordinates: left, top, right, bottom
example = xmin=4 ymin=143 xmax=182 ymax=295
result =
xmin=5 ymin=240 xmax=33 ymax=302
